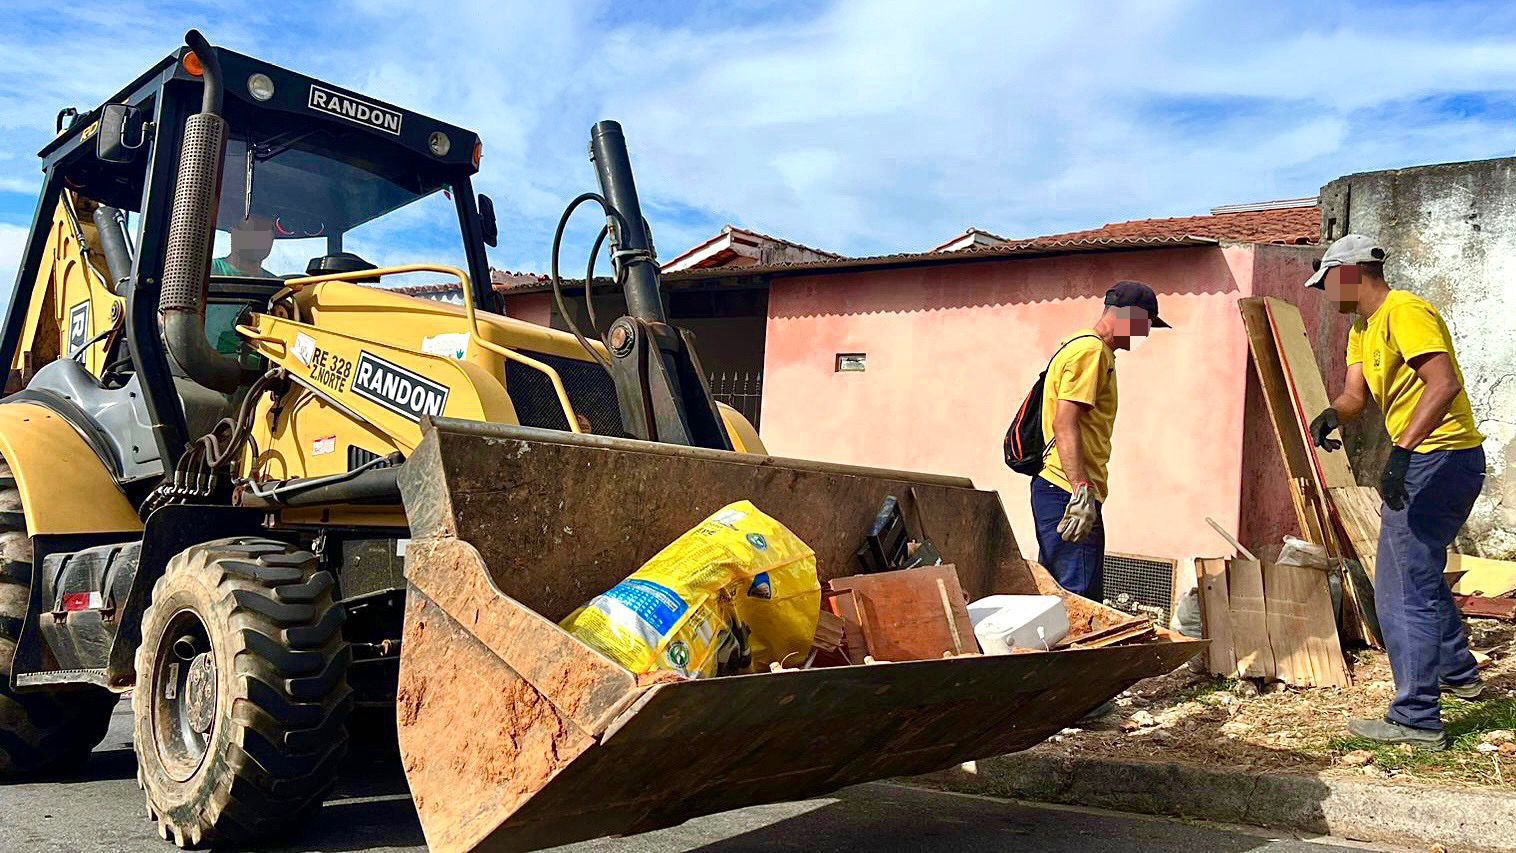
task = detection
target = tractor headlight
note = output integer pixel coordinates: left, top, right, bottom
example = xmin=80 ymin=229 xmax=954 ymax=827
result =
xmin=429 ymin=132 xmax=451 ymax=157
xmin=247 ymin=73 xmax=276 ymax=102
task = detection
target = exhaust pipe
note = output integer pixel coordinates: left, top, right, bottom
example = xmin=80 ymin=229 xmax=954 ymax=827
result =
xmin=158 ymin=29 xmax=245 ymax=393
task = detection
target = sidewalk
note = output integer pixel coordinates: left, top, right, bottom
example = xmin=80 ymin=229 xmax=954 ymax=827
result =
xmin=911 ymin=750 xmax=1516 ymax=852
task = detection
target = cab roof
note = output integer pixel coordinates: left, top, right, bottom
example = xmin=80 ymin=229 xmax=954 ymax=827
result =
xmin=40 ymin=44 xmax=482 ymax=173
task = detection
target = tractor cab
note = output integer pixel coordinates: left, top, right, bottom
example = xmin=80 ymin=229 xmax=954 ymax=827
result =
xmin=3 ymin=43 xmax=498 ymax=473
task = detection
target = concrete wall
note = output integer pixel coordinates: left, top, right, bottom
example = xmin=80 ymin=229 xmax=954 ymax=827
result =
xmin=759 ymin=245 xmax=1298 ymax=562
xmin=1320 ymin=158 xmax=1516 ymax=558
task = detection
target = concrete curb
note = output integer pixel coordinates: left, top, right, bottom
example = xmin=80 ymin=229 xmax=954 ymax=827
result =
xmin=908 ymin=751 xmax=1516 ymax=852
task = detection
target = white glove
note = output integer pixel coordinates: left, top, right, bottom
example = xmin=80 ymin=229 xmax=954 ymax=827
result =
xmin=1057 ymin=482 xmax=1098 ymax=544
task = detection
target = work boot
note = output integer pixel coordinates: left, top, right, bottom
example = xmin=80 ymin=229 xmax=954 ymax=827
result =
xmin=1347 ymin=718 xmax=1448 ymax=751
xmin=1439 ymin=679 xmax=1485 ymax=700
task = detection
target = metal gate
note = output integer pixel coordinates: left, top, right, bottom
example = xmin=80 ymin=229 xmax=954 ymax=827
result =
xmin=708 ymin=370 xmax=763 ymax=429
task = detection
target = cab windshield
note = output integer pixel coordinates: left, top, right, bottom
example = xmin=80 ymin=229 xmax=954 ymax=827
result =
xmin=210 ymin=113 xmax=468 ymax=283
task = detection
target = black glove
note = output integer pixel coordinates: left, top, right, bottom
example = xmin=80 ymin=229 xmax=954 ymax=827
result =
xmin=1309 ymin=407 xmax=1341 ymax=452
xmin=1380 ymin=446 xmax=1412 ymax=511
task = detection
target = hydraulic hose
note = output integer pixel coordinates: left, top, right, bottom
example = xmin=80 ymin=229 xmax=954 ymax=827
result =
xmin=549 ymin=193 xmax=629 ymax=373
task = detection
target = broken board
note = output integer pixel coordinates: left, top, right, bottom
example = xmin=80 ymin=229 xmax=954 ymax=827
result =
xmin=1263 ymin=559 xmax=1351 ymax=687
xmin=1226 ymin=557 xmax=1277 ymax=680
xmin=828 ymin=564 xmax=979 ymax=661
xmin=1195 ymin=558 xmax=1236 ymax=676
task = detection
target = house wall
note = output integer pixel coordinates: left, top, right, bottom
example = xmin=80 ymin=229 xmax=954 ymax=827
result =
xmin=501 ymin=291 xmax=554 ymax=327
xmin=760 ymin=246 xmax=1262 ymax=562
xmin=1321 ymin=159 xmax=1516 ymax=558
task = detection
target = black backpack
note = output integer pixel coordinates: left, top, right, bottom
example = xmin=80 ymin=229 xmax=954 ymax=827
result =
xmin=1003 ymin=335 xmax=1099 ymax=476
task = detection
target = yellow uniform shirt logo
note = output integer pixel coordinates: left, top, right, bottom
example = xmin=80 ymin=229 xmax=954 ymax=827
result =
xmin=1346 ymin=290 xmax=1483 ymax=453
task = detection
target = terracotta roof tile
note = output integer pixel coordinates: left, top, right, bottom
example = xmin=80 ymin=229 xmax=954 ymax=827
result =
xmin=1027 ymin=205 xmax=1319 ymax=247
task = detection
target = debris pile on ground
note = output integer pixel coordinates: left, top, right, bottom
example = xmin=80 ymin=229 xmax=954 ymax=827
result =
xmin=1032 ymin=618 xmax=1516 ymax=789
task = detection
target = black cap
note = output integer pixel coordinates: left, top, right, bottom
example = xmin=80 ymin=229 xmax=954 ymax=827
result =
xmin=1104 ymin=280 xmax=1171 ymax=328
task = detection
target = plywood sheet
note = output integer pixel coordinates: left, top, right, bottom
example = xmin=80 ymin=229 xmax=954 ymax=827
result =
xmin=1196 ymin=558 xmax=1236 ymax=676
xmin=1262 ymin=560 xmax=1350 ymax=688
xmin=1226 ymin=558 xmax=1276 ymax=680
xmin=1240 ymin=299 xmax=1324 ymax=543
xmin=828 ymin=565 xmax=979 ymax=660
xmin=1264 ymin=298 xmax=1357 ymax=490
xmin=1330 ymin=485 xmax=1383 ymax=576
xmin=1449 ymin=553 xmax=1516 ymax=598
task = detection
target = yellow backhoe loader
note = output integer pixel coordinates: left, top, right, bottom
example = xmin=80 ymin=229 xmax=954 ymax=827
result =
xmin=0 ymin=30 xmax=1201 ymax=851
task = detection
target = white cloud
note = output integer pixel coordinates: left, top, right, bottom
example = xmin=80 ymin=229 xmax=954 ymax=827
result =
xmin=4 ymin=0 xmax=1516 ymax=273
xmin=0 ymin=223 xmax=29 ymax=295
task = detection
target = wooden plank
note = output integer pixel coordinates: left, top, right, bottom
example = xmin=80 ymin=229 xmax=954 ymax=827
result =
xmin=828 ymin=565 xmax=980 ymax=661
xmin=1329 ymin=485 xmax=1383 ymax=577
xmin=1226 ymin=558 xmax=1276 ymax=680
xmin=1262 ymin=560 xmax=1351 ymax=687
xmin=1239 ymin=299 xmax=1325 ymax=543
xmin=1449 ymin=553 xmax=1516 ymax=598
xmin=1263 ymin=298 xmax=1357 ymax=490
xmin=1196 ymin=558 xmax=1236 ymax=676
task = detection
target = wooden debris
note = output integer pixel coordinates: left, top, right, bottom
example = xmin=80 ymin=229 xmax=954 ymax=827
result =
xmin=1449 ymin=553 xmax=1516 ymax=599
xmin=1240 ymin=297 xmax=1376 ymax=649
xmin=826 ymin=564 xmax=979 ymax=662
xmin=1264 ymin=559 xmax=1351 ymax=688
xmin=1454 ymin=594 xmax=1516 ymax=622
xmin=1195 ymin=558 xmax=1236 ymax=675
xmin=1228 ymin=558 xmax=1278 ymax=680
xmin=1057 ymin=615 xmax=1155 ymax=650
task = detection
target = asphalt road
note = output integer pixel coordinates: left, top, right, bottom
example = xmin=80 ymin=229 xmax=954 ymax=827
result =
xmin=0 ymin=704 xmax=1380 ymax=852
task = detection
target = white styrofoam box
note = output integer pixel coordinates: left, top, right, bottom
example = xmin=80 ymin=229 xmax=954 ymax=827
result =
xmin=966 ymin=595 xmax=1069 ymax=654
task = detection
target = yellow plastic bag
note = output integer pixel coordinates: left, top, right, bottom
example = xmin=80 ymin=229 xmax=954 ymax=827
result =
xmin=562 ymin=501 xmax=818 ymax=678
xmin=737 ymin=559 xmax=822 ymax=671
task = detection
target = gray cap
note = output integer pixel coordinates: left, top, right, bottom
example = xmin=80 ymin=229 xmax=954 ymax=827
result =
xmin=1305 ymin=233 xmax=1388 ymax=289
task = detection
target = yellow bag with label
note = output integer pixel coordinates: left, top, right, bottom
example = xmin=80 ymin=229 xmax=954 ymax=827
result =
xmin=561 ymin=501 xmax=819 ymax=678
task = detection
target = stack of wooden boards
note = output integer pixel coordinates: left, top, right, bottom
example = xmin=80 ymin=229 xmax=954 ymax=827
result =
xmin=1230 ymin=297 xmax=1516 ymax=686
xmin=1196 ymin=555 xmax=1349 ymax=687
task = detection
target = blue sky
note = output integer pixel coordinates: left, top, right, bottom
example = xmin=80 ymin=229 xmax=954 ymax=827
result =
xmin=5 ymin=0 xmax=1516 ymax=287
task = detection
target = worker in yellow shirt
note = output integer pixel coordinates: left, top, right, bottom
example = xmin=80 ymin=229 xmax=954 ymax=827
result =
xmin=1030 ymin=281 xmax=1168 ymax=600
xmin=1306 ymin=234 xmax=1486 ymax=750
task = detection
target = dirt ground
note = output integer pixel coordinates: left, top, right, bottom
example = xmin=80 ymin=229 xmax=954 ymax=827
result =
xmin=1035 ymin=618 xmax=1516 ymax=789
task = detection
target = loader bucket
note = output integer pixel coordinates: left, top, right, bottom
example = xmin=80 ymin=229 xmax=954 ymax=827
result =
xmin=396 ymin=418 xmax=1202 ymax=852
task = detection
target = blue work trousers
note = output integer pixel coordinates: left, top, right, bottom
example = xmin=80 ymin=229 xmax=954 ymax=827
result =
xmin=1031 ymin=476 xmax=1105 ymax=600
xmin=1377 ymin=447 xmax=1485 ymax=731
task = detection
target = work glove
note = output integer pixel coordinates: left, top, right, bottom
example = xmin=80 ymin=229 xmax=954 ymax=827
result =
xmin=1309 ymin=407 xmax=1342 ymax=452
xmin=1380 ymin=446 xmax=1412 ymax=512
xmin=1057 ymin=482 xmax=1098 ymax=544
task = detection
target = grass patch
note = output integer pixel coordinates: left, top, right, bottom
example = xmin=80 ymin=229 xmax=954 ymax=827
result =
xmin=1328 ymin=694 xmax=1516 ymax=787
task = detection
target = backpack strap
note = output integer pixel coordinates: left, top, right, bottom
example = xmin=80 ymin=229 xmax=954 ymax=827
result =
xmin=1038 ymin=333 xmax=1104 ymax=461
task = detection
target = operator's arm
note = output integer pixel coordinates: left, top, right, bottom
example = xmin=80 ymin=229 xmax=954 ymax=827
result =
xmin=1394 ymin=352 xmax=1461 ymax=450
xmin=1331 ymin=364 xmax=1370 ymax=422
xmin=1052 ymin=399 xmax=1091 ymax=486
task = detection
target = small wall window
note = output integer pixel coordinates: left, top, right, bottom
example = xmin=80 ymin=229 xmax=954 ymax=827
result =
xmin=835 ymin=353 xmax=866 ymax=372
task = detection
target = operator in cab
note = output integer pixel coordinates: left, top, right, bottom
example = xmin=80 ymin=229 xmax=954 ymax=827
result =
xmin=1305 ymin=234 xmax=1486 ymax=750
xmin=212 ymin=214 xmax=278 ymax=278
xmin=1031 ymin=280 xmax=1169 ymax=601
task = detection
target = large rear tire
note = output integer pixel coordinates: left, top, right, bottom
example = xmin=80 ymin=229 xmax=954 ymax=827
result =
xmin=0 ymin=463 xmax=118 ymax=776
xmin=134 ymin=537 xmax=351 ymax=848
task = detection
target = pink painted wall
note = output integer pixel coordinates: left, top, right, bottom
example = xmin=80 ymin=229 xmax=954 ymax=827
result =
xmin=501 ymin=291 xmax=554 ymax=327
xmin=760 ymin=246 xmax=1265 ymax=562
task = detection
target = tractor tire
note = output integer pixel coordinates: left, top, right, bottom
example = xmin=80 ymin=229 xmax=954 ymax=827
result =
xmin=134 ymin=537 xmax=351 ymax=848
xmin=0 ymin=463 xmax=118 ymax=776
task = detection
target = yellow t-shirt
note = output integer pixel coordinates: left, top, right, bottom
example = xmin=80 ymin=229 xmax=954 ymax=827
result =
xmin=1040 ymin=331 xmax=1118 ymax=501
xmin=1346 ymin=290 xmax=1483 ymax=453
